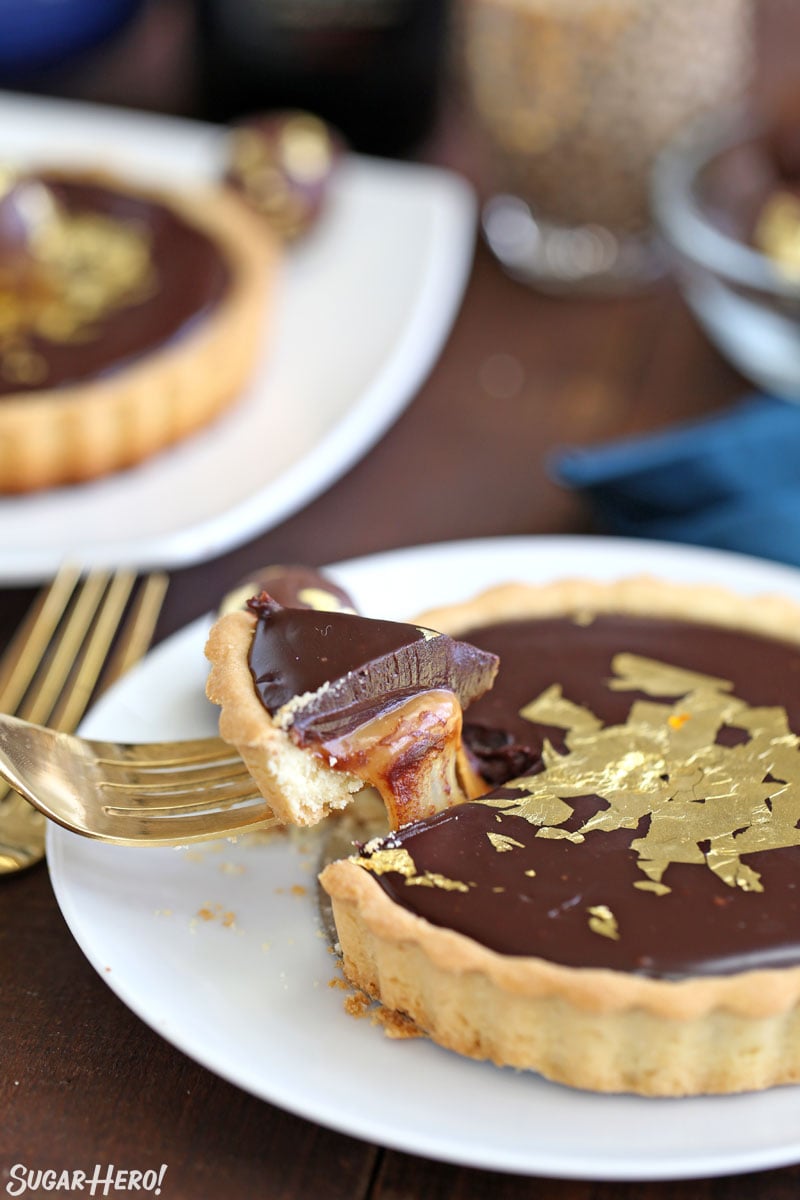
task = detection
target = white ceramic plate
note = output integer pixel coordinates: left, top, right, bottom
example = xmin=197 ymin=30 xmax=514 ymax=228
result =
xmin=47 ymin=536 xmax=800 ymax=1181
xmin=0 ymin=92 xmax=475 ymax=584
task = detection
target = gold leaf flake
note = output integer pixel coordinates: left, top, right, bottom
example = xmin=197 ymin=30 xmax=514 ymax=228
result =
xmin=483 ymin=652 xmax=800 ymax=896
xmin=487 ymin=832 xmax=526 ymax=852
xmin=608 ymin=653 xmax=732 ymax=698
xmin=633 ymin=880 xmax=671 ymax=896
xmin=406 ymin=871 xmax=469 ymax=893
xmin=354 ymin=847 xmax=417 ymax=876
xmin=520 ymin=684 xmax=602 ymax=733
xmin=0 ymin=196 xmax=158 ymax=383
xmin=355 ymin=846 xmax=468 ymax=892
xmin=587 ymin=905 xmax=620 ymax=940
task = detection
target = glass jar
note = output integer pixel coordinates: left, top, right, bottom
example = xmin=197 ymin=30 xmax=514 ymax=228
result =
xmin=462 ymin=0 xmax=754 ymax=292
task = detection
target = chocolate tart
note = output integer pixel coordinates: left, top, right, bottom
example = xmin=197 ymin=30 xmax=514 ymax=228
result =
xmin=320 ymin=577 xmax=800 ymax=1096
xmin=204 ymin=594 xmax=497 ymax=829
xmin=0 ymin=170 xmax=278 ymax=491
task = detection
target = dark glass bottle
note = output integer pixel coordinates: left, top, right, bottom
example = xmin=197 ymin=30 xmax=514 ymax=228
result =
xmin=193 ymin=0 xmax=449 ymax=157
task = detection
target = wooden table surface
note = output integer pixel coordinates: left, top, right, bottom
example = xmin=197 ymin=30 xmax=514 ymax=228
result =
xmin=3 ymin=2 xmax=800 ymax=1196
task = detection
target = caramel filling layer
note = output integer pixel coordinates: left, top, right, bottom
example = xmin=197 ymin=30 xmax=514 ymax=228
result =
xmin=247 ymin=595 xmax=497 ymax=826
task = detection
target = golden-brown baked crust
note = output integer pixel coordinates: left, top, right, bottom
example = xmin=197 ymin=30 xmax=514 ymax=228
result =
xmin=321 ymin=856 xmax=800 ymax=1095
xmin=320 ymin=575 xmax=800 ymax=1096
xmin=0 ymin=174 xmax=278 ymax=492
xmin=413 ymin=574 xmax=800 ymax=642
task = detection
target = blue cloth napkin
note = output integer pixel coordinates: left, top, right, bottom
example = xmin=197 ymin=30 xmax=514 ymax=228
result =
xmin=552 ymin=394 xmax=800 ymax=568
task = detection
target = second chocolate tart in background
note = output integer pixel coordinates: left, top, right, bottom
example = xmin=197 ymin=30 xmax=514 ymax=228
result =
xmin=0 ymin=168 xmax=278 ymax=491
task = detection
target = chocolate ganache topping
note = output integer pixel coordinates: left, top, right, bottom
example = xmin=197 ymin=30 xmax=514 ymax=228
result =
xmin=247 ymin=593 xmax=498 ymax=744
xmin=0 ymin=175 xmax=230 ymax=395
xmin=356 ymin=613 xmax=800 ymax=980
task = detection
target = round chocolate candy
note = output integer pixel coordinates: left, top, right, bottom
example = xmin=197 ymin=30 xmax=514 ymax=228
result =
xmin=225 ymin=111 xmax=343 ymax=240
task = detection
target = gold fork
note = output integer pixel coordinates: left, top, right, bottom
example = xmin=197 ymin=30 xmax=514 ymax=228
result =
xmin=0 ymin=714 xmax=278 ymax=846
xmin=0 ymin=566 xmax=169 ymax=872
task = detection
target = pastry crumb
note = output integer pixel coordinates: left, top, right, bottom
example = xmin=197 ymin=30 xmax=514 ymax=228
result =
xmin=371 ymin=1007 xmax=424 ymax=1040
xmin=276 ymin=883 xmax=309 ymax=896
xmin=344 ymin=989 xmax=372 ymax=1019
xmin=338 ymin=983 xmax=424 ymax=1040
xmin=194 ymin=902 xmax=239 ymax=930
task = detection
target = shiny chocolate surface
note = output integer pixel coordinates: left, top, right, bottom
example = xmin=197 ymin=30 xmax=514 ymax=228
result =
xmin=247 ymin=596 xmax=498 ymax=743
xmin=362 ymin=614 xmax=800 ymax=979
xmin=462 ymin=614 xmax=800 ymax=758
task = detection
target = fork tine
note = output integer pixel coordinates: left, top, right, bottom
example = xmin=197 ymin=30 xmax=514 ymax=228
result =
xmin=0 ymin=568 xmax=170 ymax=872
xmin=101 ymin=768 xmax=253 ymax=796
xmin=0 ymin=712 xmax=279 ymax=848
xmin=97 ymin=571 xmax=169 ymax=695
xmin=19 ymin=569 xmax=124 ymax=727
xmin=97 ymin=808 xmax=281 ymax=846
xmin=103 ymin=775 xmax=263 ymax=813
xmin=99 ymin=761 xmax=254 ymax=793
xmin=1 ymin=569 xmax=168 ymax=732
xmin=47 ymin=569 xmax=138 ymax=731
xmin=92 ymin=735 xmax=243 ymax=769
xmin=0 ymin=564 xmax=82 ymax=712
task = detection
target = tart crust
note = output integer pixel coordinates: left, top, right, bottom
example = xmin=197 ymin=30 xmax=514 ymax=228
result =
xmin=0 ymin=173 xmax=278 ymax=492
xmin=205 ymin=609 xmax=363 ymax=828
xmin=320 ymin=575 xmax=800 ymax=1096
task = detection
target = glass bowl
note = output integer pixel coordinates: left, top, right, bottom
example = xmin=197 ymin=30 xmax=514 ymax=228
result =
xmin=652 ymin=109 xmax=800 ymax=400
